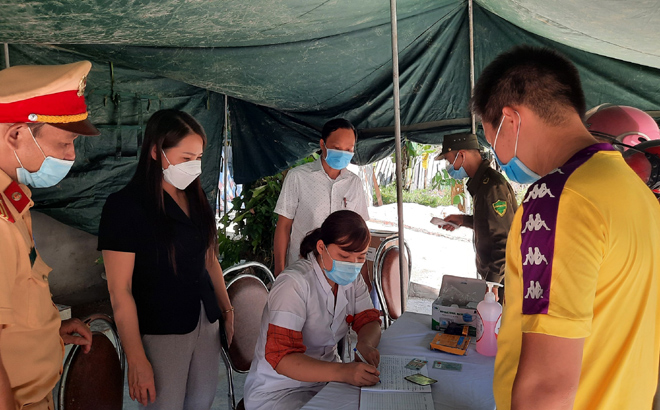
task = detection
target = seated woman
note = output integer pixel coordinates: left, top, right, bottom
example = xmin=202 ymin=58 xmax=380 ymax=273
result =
xmin=244 ymin=210 xmax=382 ymax=410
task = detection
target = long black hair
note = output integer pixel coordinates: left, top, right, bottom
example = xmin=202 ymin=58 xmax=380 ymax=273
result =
xmin=299 ymin=210 xmax=370 ymax=257
xmin=131 ymin=109 xmax=218 ymax=270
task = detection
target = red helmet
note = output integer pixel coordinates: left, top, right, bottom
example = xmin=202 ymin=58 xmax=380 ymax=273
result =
xmin=623 ymin=140 xmax=660 ymax=197
xmin=585 ymin=104 xmax=660 ymax=150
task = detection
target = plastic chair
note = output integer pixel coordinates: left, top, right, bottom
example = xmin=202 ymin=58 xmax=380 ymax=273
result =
xmin=58 ymin=314 xmax=125 ymax=410
xmin=221 ymin=262 xmax=274 ymax=410
xmin=373 ymin=237 xmax=412 ymax=329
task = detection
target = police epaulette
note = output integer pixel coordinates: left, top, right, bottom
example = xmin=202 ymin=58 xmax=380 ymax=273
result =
xmin=0 ymin=197 xmax=14 ymax=223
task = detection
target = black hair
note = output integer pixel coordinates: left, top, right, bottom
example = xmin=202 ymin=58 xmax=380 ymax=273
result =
xmin=131 ymin=109 xmax=218 ymax=271
xmin=321 ymin=118 xmax=357 ymax=142
xmin=471 ymin=45 xmax=586 ymax=128
xmin=299 ymin=210 xmax=370 ymax=257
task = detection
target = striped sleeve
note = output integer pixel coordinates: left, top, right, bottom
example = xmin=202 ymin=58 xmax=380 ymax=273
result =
xmin=518 ymin=148 xmax=609 ymax=338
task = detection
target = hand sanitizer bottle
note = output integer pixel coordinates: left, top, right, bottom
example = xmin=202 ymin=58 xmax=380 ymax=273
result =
xmin=476 ymin=282 xmax=502 ymax=356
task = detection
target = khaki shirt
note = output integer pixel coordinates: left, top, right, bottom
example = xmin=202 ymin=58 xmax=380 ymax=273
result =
xmin=464 ymin=160 xmax=518 ymax=284
xmin=0 ymin=169 xmax=63 ymax=410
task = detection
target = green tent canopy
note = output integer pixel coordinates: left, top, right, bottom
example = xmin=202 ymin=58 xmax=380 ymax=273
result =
xmin=1 ymin=0 xmax=659 ymax=234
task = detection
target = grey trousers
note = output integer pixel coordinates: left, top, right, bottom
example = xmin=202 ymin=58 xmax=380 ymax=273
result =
xmin=140 ymin=304 xmax=221 ymax=410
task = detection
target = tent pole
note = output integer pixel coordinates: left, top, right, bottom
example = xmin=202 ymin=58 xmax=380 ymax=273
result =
xmin=3 ymin=43 xmax=9 ymax=69
xmin=223 ymin=94 xmax=229 ymax=219
xmin=468 ymin=0 xmax=476 ymax=134
xmin=389 ymin=0 xmax=407 ymax=315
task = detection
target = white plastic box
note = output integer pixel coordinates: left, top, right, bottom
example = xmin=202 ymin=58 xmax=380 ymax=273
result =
xmin=432 ymin=275 xmax=487 ymax=336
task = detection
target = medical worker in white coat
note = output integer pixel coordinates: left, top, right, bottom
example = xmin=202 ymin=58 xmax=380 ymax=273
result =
xmin=244 ymin=210 xmax=382 ymax=410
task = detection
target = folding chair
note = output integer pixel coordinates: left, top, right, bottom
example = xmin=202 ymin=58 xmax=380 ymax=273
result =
xmin=58 ymin=314 xmax=125 ymax=410
xmin=221 ymin=262 xmax=274 ymax=410
xmin=373 ymin=237 xmax=412 ymax=329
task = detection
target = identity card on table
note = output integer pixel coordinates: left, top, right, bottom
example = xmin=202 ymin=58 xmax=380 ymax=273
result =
xmin=361 ymin=355 xmax=432 ymax=393
xmin=359 ymin=355 xmax=434 ymax=410
xmin=433 ymin=360 xmax=463 ymax=371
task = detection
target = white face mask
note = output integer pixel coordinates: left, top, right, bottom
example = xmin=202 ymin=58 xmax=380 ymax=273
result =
xmin=161 ymin=150 xmax=202 ymax=190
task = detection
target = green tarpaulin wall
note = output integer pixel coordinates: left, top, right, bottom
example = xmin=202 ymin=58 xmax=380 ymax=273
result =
xmin=1 ymin=0 xmax=659 ymax=234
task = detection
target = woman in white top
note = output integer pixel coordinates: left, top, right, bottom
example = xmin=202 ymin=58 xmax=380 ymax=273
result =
xmin=244 ymin=210 xmax=382 ymax=410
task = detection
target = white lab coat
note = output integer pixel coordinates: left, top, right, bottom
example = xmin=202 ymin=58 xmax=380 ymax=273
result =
xmin=244 ymin=253 xmax=374 ymax=410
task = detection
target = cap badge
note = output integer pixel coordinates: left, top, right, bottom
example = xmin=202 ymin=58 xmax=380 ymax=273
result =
xmin=77 ymin=74 xmax=88 ymax=97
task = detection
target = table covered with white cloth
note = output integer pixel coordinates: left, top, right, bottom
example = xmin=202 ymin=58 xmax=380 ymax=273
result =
xmin=301 ymin=311 xmax=496 ymax=410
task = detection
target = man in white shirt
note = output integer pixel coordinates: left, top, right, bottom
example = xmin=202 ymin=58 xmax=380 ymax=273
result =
xmin=273 ymin=119 xmax=370 ymax=276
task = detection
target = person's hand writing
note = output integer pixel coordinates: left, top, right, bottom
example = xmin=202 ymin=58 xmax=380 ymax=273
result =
xmin=355 ymin=342 xmax=380 ymax=368
xmin=342 ymin=362 xmax=380 ymax=387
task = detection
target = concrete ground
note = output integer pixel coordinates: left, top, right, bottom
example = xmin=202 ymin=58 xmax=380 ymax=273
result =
xmin=120 ymin=368 xmax=247 ymax=410
xmin=117 ymin=202 xmax=476 ymax=409
xmin=367 ymin=202 xmax=478 ymax=297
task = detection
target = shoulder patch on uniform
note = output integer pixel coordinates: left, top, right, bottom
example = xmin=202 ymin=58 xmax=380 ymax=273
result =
xmin=492 ymin=200 xmax=507 ymax=217
xmin=3 ymin=181 xmax=29 ymax=214
xmin=0 ymin=197 xmax=15 ymax=223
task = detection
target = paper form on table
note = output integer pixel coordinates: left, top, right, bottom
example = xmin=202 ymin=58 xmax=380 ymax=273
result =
xmin=359 ymin=390 xmax=434 ymax=410
xmin=361 ymin=355 xmax=431 ymax=393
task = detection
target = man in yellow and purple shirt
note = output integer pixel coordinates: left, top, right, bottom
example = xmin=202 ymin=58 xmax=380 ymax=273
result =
xmin=471 ymin=45 xmax=660 ymax=409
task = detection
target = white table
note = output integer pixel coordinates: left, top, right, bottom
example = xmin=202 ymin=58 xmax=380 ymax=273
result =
xmin=302 ymin=312 xmax=496 ymax=410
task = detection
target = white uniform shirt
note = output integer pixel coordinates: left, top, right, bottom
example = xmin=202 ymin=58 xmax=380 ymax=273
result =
xmin=274 ymin=159 xmax=370 ymax=266
xmin=244 ymin=254 xmax=374 ymax=410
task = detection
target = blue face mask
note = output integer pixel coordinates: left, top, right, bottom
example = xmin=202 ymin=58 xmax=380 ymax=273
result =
xmin=492 ymin=112 xmax=541 ymax=184
xmin=324 ymin=146 xmax=354 ymax=170
xmin=320 ymin=245 xmax=364 ymax=286
xmin=446 ymin=152 xmax=468 ymax=180
xmin=14 ymin=127 xmax=74 ymax=188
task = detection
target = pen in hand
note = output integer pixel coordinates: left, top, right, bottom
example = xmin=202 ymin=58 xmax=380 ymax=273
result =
xmin=353 ymin=347 xmax=368 ymax=364
xmin=354 ymin=348 xmax=380 ymax=383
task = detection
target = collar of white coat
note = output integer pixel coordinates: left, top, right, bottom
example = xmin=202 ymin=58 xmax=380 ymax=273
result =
xmin=309 ymin=252 xmax=334 ymax=295
xmin=311 ymin=157 xmax=349 ymax=181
